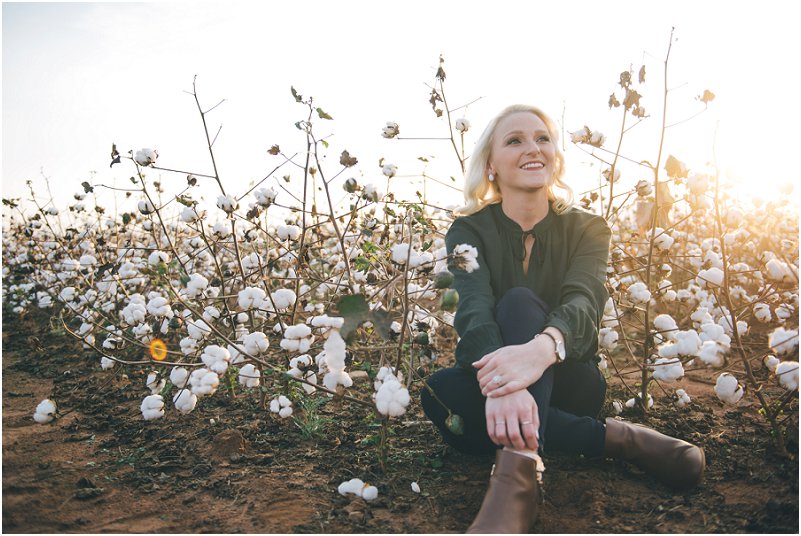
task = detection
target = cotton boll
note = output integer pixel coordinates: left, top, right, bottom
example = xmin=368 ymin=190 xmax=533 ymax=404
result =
xmin=770 ymin=327 xmax=799 ymax=357
xmin=697 ymin=267 xmax=724 ymax=288
xmin=411 ymin=481 xmax=421 ymax=493
xmin=651 ymin=357 xmax=684 ymax=382
xmin=375 ymin=380 xmax=411 ymax=417
xmin=276 ymin=224 xmax=301 ymax=240
xmin=189 ymin=368 xmax=219 ymax=397
xmin=338 ymin=478 xmax=365 ymax=496
xmin=242 ymin=331 xmax=270 ymax=355
xmin=653 ymin=314 xmax=679 ymax=340
xmin=753 ymin=303 xmax=772 ymax=323
xmin=216 ymin=194 xmax=239 ymax=213
xmin=698 ymin=341 xmax=725 ymax=367
xmin=200 ymin=345 xmax=230 ymax=375
xmin=452 ymin=244 xmax=479 ymax=273
xmin=33 ymin=399 xmax=57 ymax=424
xmin=775 ymin=304 xmax=794 ymax=323
xmin=146 ymin=372 xmax=165 ymax=394
xmin=776 ymin=361 xmax=799 ymax=392
xmin=612 ymin=400 xmax=624 ymax=415
xmin=172 ymin=389 xmax=198 ymax=414
xmin=238 ymin=363 xmax=261 ymax=388
xmin=699 ymin=323 xmax=731 ymax=346
xmin=238 ymin=287 xmax=266 ymax=310
xmin=596 ymin=327 xmax=618 ymax=351
xmin=170 ymin=367 xmax=190 ymax=388
xmin=675 ymin=389 xmax=691 ymax=407
xmin=141 ymin=394 xmax=165 ymax=420
xmin=765 ymin=258 xmax=795 ymax=283
xmin=714 ymin=373 xmax=744 ymax=404
xmin=625 ymin=395 xmax=653 ymax=409
xmin=361 ymin=485 xmax=378 ymax=501
xmin=269 ymin=395 xmax=293 ymax=418
xmin=271 ymin=288 xmax=296 ymax=310
xmin=763 ymin=354 xmax=780 ymax=373
xmin=101 ymin=356 xmax=115 ymax=370
xmin=627 ymin=282 xmax=651 ymax=304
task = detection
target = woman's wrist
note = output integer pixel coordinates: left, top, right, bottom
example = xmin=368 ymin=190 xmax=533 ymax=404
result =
xmin=528 ymin=327 xmax=565 ymax=365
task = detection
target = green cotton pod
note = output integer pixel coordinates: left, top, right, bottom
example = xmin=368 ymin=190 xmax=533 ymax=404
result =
xmin=433 ymin=270 xmax=454 ymax=289
xmin=445 ymin=413 xmax=464 ymax=435
xmin=440 ymin=289 xmax=459 ymax=312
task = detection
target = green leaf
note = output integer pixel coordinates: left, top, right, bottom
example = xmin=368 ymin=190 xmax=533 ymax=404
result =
xmin=291 ymin=86 xmax=302 ymax=102
xmin=316 ymin=107 xmax=333 ymax=120
xmin=321 ymin=139 xmax=329 ymax=148
xmin=369 ymin=308 xmax=393 ymax=341
xmin=337 ymin=294 xmax=370 ymax=339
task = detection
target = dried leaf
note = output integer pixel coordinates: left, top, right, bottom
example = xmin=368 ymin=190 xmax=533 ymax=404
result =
xmin=339 ymin=150 xmax=358 ymax=167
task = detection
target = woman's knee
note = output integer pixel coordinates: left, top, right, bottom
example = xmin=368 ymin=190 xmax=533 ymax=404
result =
xmin=495 ymin=287 xmax=550 ymax=345
xmin=552 ymin=359 xmax=606 ymax=418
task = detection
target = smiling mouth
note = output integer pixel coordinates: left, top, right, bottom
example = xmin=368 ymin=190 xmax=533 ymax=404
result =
xmin=521 ymin=162 xmax=544 ymax=170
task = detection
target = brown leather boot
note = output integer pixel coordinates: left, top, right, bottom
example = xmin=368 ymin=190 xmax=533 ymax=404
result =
xmin=466 ymin=450 xmax=541 ymax=534
xmin=604 ymin=417 xmax=705 ymax=490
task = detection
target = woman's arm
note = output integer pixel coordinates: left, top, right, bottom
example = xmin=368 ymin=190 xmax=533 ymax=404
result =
xmin=445 ymin=219 xmax=504 ymax=370
xmin=544 ymin=215 xmax=612 ymax=360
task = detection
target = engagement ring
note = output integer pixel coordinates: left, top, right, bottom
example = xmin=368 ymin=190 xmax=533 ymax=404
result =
xmin=490 ymin=375 xmax=503 ymax=385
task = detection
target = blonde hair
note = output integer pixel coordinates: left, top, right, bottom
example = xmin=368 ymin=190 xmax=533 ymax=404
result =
xmin=455 ymin=104 xmax=573 ymax=216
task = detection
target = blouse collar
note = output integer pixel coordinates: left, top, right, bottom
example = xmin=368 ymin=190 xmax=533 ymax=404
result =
xmin=489 ymin=201 xmax=556 ymax=266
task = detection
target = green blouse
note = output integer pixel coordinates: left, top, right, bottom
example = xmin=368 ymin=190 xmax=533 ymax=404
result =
xmin=445 ymin=202 xmax=612 ymax=369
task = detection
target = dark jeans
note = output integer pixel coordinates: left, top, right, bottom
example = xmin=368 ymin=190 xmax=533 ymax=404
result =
xmin=421 ymin=287 xmax=606 ymax=457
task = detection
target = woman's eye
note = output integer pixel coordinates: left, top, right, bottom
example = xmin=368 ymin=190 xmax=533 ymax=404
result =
xmin=506 ymin=137 xmax=520 ymax=145
xmin=538 ymin=135 xmax=551 ymax=143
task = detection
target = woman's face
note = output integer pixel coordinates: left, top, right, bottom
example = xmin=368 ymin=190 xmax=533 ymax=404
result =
xmin=487 ymin=112 xmax=556 ymax=195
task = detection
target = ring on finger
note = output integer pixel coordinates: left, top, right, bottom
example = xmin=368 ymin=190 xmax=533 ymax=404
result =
xmin=490 ymin=374 xmax=503 ymax=385
xmin=521 ymin=421 xmax=532 ymax=425
xmin=495 ymin=421 xmax=506 ymax=426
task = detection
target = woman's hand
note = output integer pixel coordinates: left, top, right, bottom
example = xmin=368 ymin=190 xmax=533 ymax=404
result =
xmin=473 ymin=331 xmax=561 ymax=397
xmin=485 ymin=389 xmax=540 ymax=450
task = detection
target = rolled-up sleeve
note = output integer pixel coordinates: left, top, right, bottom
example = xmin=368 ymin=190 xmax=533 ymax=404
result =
xmin=445 ymin=220 xmax=504 ymax=369
xmin=544 ymin=216 xmax=611 ymax=360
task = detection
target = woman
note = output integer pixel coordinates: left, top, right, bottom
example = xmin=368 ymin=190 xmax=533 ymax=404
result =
xmin=421 ymin=104 xmax=705 ymax=533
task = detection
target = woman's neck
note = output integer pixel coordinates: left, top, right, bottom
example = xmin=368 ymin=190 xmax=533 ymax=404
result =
xmin=500 ymin=191 xmax=549 ymax=230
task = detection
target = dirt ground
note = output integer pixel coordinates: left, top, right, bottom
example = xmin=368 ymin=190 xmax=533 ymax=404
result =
xmin=3 ymin=310 xmax=798 ymax=534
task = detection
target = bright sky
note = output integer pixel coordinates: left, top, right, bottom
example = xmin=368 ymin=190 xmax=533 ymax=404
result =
xmin=3 ymin=1 xmax=799 ymax=218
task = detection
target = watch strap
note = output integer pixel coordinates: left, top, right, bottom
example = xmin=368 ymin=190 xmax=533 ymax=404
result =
xmin=536 ymin=332 xmax=565 ymax=362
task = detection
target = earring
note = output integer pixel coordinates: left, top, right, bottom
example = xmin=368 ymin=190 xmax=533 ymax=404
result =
xmin=488 ymin=173 xmax=495 ymax=182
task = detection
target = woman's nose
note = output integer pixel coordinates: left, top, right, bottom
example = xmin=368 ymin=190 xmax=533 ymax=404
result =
xmin=524 ymin=140 xmax=541 ymax=154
